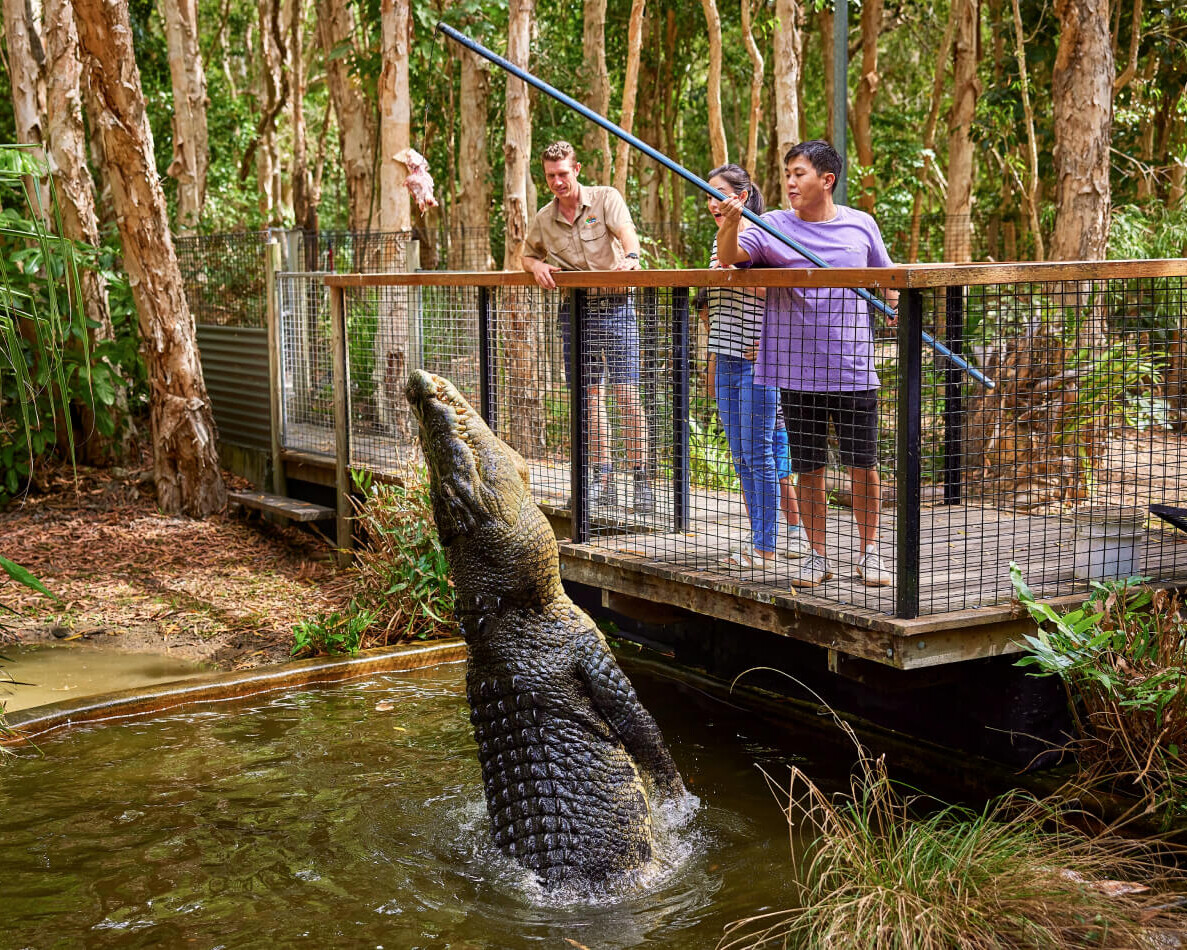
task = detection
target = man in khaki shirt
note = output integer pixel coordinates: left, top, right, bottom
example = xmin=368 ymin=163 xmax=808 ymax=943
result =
xmin=523 ymin=141 xmax=652 ymax=514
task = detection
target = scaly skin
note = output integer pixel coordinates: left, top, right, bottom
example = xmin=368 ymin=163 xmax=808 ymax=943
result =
xmin=405 ymin=370 xmax=685 ymax=887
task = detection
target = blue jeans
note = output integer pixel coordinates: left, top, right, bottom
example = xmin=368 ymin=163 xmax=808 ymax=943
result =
xmin=716 ymin=355 xmax=779 ymax=554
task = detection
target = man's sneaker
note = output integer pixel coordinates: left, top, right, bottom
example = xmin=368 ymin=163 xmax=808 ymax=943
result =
xmin=633 ymin=471 xmax=654 ymax=514
xmin=857 ymin=545 xmax=891 ymax=587
xmin=790 ymin=552 xmax=832 ymax=588
xmin=785 ymin=526 xmax=810 ymax=560
xmin=589 ymin=472 xmax=616 ymax=508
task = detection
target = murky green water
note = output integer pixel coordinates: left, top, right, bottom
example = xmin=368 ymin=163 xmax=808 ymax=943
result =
xmin=3 ymin=658 xmax=846 ymax=949
xmin=1 ymin=643 xmax=208 ymax=712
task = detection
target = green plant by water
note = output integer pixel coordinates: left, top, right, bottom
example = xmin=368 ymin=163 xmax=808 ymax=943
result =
xmin=720 ymin=676 xmax=1187 ymax=949
xmin=291 ymin=468 xmax=457 ymax=656
xmin=1012 ymin=563 xmax=1187 ymax=828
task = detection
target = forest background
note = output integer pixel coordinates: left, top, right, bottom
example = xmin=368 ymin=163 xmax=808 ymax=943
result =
xmin=4 ymin=0 xmax=1186 ymax=269
xmin=0 ymin=0 xmax=1185 ymax=517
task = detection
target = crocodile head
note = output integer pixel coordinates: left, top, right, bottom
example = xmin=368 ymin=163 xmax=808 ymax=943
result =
xmin=405 ymin=370 xmax=562 ymax=612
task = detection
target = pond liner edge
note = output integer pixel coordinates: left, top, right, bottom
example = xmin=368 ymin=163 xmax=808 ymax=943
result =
xmin=2 ymin=639 xmax=468 ymax=745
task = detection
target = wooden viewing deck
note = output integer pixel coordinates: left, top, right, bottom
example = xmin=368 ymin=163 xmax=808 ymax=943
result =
xmin=274 ymin=422 xmax=1187 ymax=671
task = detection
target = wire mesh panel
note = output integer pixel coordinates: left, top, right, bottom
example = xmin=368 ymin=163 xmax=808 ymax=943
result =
xmin=341 ymin=283 xmax=481 ymax=477
xmin=176 ymin=232 xmax=269 ymax=327
xmin=485 ymin=285 xmax=570 ymax=508
xmin=917 ymin=275 xmax=1187 ymax=613
xmin=276 ymin=274 xmax=335 ymax=458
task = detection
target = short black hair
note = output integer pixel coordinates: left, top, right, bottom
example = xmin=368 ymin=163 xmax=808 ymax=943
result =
xmin=783 ymin=140 xmax=843 ymax=192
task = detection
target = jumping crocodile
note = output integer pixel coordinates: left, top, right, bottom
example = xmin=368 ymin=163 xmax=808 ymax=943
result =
xmin=405 ymin=369 xmax=687 ymax=887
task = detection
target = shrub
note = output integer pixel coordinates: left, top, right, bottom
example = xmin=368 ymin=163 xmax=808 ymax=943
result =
xmin=721 ymin=713 xmax=1187 ymax=949
xmin=292 ymin=468 xmax=457 ymax=657
xmin=1012 ymin=564 xmax=1187 ymax=827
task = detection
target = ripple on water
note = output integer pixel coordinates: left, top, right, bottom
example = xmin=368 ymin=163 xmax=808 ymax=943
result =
xmin=3 ymin=662 xmax=826 ymax=949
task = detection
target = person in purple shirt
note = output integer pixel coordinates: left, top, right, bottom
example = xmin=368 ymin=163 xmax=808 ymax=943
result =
xmin=716 ymin=140 xmax=898 ymax=589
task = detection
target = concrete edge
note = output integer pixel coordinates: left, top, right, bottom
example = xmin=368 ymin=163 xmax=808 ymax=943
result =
xmin=3 ymin=639 xmax=468 ymax=745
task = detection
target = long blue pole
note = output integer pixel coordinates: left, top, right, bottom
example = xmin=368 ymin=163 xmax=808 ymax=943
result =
xmin=435 ymin=21 xmax=994 ymax=390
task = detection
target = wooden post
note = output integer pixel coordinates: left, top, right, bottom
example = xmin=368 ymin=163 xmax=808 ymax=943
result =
xmin=330 ymin=282 xmax=353 ymax=566
xmin=265 ymin=238 xmax=287 ymax=498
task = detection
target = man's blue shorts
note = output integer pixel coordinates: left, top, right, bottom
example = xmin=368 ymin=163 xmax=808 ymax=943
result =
xmin=558 ymin=294 xmax=641 ymax=386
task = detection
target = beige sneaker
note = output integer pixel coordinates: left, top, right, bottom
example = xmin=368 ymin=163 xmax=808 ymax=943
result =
xmin=790 ymin=552 xmax=832 ymax=587
xmin=785 ymin=526 xmax=809 ymax=560
xmin=857 ymin=545 xmax=891 ymax=587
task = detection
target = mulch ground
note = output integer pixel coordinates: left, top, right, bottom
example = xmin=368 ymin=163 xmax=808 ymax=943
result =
xmin=1 ymin=457 xmax=350 ymax=670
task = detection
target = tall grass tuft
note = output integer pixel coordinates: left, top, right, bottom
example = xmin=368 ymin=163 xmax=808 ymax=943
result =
xmin=721 ymin=701 xmax=1187 ymax=949
xmin=1012 ymin=564 xmax=1187 ymax=827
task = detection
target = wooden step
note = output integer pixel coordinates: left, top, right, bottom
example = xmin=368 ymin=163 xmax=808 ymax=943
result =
xmin=228 ymin=490 xmax=335 ymax=522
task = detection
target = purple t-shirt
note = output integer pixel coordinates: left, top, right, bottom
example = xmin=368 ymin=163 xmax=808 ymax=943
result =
xmin=737 ymin=206 xmax=892 ymax=392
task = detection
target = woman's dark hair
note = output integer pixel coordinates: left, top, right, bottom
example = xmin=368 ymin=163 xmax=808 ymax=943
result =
xmin=707 ymin=163 xmax=765 ymax=215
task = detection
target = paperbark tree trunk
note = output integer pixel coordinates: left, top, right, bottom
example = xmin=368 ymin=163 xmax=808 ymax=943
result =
xmin=317 ymin=0 xmax=377 ymax=230
xmin=852 ymin=0 xmax=882 ymax=214
xmin=3 ymin=0 xmax=46 ymax=147
xmin=773 ymin=0 xmax=802 ymax=181
xmin=290 ymin=0 xmax=317 ymax=234
xmin=375 ymin=0 xmax=413 ymax=443
xmin=73 ymin=0 xmax=226 ymax=516
xmin=582 ymin=0 xmax=611 ymax=183
xmin=907 ymin=0 xmax=956 ymax=262
xmin=1010 ymin=0 xmax=1044 ymax=259
xmin=455 ymin=45 xmax=494 ymax=270
xmin=1050 ymin=0 xmax=1113 ymax=261
xmin=161 ymin=0 xmax=208 ymax=234
xmin=250 ymin=0 xmax=286 ymax=224
xmin=612 ymin=0 xmax=645 ymax=195
xmin=503 ymin=0 xmax=533 ymax=272
xmin=741 ymin=0 xmax=764 ymax=173
xmin=43 ymin=0 xmax=128 ymax=462
xmin=702 ymin=0 xmax=728 ymax=167
xmin=500 ymin=0 xmax=544 ymax=456
xmin=636 ymin=13 xmax=662 ymax=225
xmin=819 ymin=7 xmax=834 ymax=143
xmin=944 ymin=0 xmax=979 ymax=263
xmin=3 ymin=0 xmax=48 ymax=216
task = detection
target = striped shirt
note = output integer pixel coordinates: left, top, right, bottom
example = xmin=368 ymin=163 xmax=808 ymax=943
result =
xmin=706 ymin=236 xmax=765 ymax=358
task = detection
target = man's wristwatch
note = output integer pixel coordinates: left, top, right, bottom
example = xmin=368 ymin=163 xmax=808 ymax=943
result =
xmin=624 ymin=252 xmax=639 ymax=259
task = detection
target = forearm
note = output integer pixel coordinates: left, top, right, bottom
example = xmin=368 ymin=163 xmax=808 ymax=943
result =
xmin=522 ymin=255 xmax=544 ymax=276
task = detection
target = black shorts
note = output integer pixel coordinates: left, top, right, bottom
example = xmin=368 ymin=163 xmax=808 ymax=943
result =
xmin=780 ymin=389 xmax=879 ymax=473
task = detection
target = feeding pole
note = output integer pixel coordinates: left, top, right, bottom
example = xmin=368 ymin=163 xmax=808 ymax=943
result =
xmin=435 ymin=21 xmax=993 ymax=389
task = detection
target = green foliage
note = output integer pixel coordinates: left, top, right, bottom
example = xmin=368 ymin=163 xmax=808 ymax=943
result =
xmin=722 ymin=708 xmax=1187 ymax=948
xmin=1012 ymin=563 xmax=1187 ymax=826
xmin=291 ymin=603 xmax=380 ymax=656
xmin=291 ymin=468 xmax=457 ymax=656
xmin=689 ymin=414 xmax=741 ymax=493
xmin=0 ymin=148 xmax=142 ymax=505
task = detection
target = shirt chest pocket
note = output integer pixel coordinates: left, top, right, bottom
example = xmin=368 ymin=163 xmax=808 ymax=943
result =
xmin=579 ymin=222 xmax=608 ymax=244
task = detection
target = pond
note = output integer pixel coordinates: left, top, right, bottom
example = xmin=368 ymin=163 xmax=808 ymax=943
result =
xmin=3 ymin=655 xmax=858 ymax=949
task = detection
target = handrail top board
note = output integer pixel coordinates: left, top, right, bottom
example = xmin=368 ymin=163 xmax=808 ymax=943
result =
xmin=323 ymin=258 xmax=1187 ymax=291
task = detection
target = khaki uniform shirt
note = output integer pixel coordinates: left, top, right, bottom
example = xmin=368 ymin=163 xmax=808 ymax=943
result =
xmin=523 ymin=183 xmax=635 ymax=272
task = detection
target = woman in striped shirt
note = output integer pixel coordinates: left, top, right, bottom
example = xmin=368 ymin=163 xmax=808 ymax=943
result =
xmin=704 ymin=164 xmax=806 ymax=566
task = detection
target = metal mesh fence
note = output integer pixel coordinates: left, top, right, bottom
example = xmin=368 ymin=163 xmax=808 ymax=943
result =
xmin=914 ymin=276 xmax=1187 ymax=613
xmin=276 ymin=274 xmax=334 ymax=456
xmin=276 ymin=266 xmax=1187 ymax=621
xmin=175 ymin=232 xmax=269 ymax=327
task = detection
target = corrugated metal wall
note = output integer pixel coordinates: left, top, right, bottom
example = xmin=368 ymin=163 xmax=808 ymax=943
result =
xmin=195 ymin=325 xmax=271 ymax=451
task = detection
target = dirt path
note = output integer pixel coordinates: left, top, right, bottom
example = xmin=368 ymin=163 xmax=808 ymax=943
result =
xmin=1 ymin=463 xmax=348 ymax=671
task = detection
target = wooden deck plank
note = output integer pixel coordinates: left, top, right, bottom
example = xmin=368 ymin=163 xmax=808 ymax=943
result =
xmin=228 ymin=490 xmax=334 ymax=522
